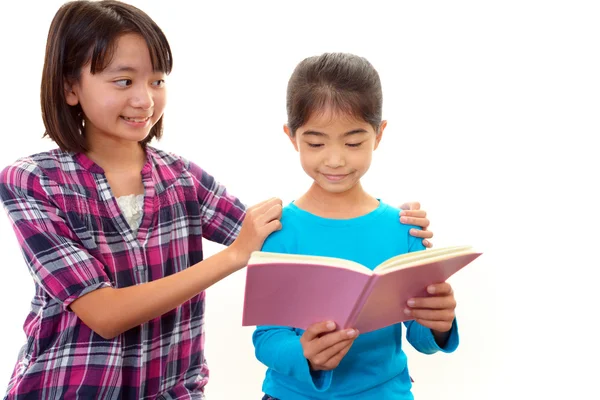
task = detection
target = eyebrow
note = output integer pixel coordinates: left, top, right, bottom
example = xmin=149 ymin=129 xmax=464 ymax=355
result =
xmin=302 ymin=128 xmax=368 ymax=137
xmin=105 ymin=65 xmax=138 ymax=74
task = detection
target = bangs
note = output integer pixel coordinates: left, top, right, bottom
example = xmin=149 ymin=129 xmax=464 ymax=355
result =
xmin=290 ymin=86 xmax=380 ymax=131
xmin=87 ymin=29 xmax=172 ymax=75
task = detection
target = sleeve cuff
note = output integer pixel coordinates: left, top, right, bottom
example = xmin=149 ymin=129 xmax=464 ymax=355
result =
xmin=412 ymin=318 xmax=460 ymax=354
xmin=63 ymin=281 xmax=113 ymax=311
xmin=286 ymin=336 xmax=333 ymax=391
xmin=429 ymin=318 xmax=459 ymax=353
xmin=309 ymin=366 xmax=333 ymax=391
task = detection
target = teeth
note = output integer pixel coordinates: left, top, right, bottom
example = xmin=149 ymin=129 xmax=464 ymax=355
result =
xmin=123 ymin=117 xmax=147 ymax=122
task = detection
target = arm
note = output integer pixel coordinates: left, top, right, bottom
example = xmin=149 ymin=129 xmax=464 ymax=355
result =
xmin=0 ymin=163 xmax=281 ymax=340
xmin=253 ymin=325 xmax=332 ymax=390
xmin=188 ymin=161 xmax=246 ymax=245
xmin=74 ymin=247 xmax=249 ymax=339
xmin=253 ymin=322 xmax=356 ymax=391
xmin=74 ymin=197 xmax=282 ymax=339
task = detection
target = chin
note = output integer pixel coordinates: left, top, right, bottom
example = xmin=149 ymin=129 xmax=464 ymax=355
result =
xmin=316 ymin=181 xmax=357 ymax=195
xmin=118 ymin=130 xmax=152 ymax=143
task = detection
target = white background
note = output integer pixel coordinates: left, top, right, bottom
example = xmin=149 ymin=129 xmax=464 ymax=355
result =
xmin=1 ymin=1 xmax=598 ymax=399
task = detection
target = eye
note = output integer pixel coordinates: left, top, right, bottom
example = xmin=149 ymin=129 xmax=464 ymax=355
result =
xmin=152 ymin=79 xmax=165 ymax=87
xmin=114 ymin=79 xmax=132 ymax=87
xmin=307 ymin=143 xmax=324 ymax=148
xmin=346 ymin=142 xmax=363 ymax=148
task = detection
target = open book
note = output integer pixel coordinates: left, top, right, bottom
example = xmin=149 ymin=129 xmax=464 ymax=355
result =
xmin=242 ymin=245 xmax=482 ymax=334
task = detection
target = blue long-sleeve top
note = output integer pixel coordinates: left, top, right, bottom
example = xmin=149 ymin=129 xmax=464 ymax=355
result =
xmin=252 ymin=201 xmax=459 ymax=399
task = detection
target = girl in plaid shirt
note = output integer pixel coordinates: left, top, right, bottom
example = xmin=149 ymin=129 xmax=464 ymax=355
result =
xmin=0 ymin=1 xmax=434 ymax=399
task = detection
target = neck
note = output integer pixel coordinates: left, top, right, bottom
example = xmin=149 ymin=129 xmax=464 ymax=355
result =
xmin=296 ymin=181 xmax=379 ymax=219
xmin=85 ymin=134 xmax=146 ymax=173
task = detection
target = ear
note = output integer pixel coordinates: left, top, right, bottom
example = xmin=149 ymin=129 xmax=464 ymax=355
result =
xmin=284 ymin=124 xmax=299 ymax=152
xmin=374 ymin=120 xmax=387 ymax=150
xmin=64 ymin=79 xmax=79 ymax=106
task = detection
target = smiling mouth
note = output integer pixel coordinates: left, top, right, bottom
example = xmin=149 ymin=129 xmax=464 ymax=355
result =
xmin=322 ymin=173 xmax=350 ymax=182
xmin=121 ymin=116 xmax=151 ymax=123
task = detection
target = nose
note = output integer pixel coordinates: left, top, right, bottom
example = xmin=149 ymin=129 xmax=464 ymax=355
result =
xmin=130 ymin=84 xmax=153 ymax=110
xmin=324 ymin=148 xmax=346 ymax=168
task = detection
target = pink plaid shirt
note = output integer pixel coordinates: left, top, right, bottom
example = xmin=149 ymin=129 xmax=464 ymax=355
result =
xmin=0 ymin=147 xmax=245 ymax=399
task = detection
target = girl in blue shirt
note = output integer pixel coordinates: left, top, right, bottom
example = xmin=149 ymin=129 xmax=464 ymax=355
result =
xmin=253 ymin=53 xmax=460 ymax=400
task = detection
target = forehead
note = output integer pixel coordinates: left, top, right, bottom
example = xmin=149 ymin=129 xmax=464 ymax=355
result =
xmin=301 ymin=108 xmax=372 ymax=132
xmin=102 ymin=33 xmax=154 ymax=73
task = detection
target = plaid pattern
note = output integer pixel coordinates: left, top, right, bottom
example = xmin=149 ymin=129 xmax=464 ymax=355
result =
xmin=0 ymin=147 xmax=245 ymax=399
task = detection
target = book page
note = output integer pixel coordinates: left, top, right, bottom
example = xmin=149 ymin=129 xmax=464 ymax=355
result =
xmin=249 ymin=251 xmax=373 ymax=274
xmin=374 ymin=245 xmax=474 ymax=273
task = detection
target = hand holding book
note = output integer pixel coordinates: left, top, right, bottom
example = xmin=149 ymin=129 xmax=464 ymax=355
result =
xmin=405 ymin=282 xmax=456 ymax=346
xmin=300 ymin=321 xmax=359 ymax=372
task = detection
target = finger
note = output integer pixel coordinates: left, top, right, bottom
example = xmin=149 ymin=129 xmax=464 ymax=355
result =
xmin=312 ymin=338 xmax=354 ymax=366
xmin=263 ymin=219 xmax=282 ymax=234
xmin=407 ymin=295 xmax=456 ymax=310
xmin=399 ymin=210 xmax=426 ymax=218
xmin=303 ymin=321 xmax=337 ymax=342
xmin=257 ymin=198 xmax=283 ymax=216
xmin=258 ymin=203 xmax=283 ymax=225
xmin=415 ymin=319 xmax=453 ymax=332
xmin=423 ymin=239 xmax=433 ymax=248
xmin=251 ymin=197 xmax=283 ymax=214
xmin=248 ymin=197 xmax=278 ymax=211
xmin=322 ymin=340 xmax=355 ymax=370
xmin=399 ymin=202 xmax=420 ymax=211
xmin=405 ymin=308 xmax=455 ymax=322
xmin=426 ymin=282 xmax=452 ymax=295
xmin=316 ymin=328 xmax=358 ymax=351
xmin=408 ymin=228 xmax=433 ymax=239
xmin=400 ymin=216 xmax=430 ymax=229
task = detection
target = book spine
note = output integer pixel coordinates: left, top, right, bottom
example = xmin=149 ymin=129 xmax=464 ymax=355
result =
xmin=345 ymin=275 xmax=378 ymax=329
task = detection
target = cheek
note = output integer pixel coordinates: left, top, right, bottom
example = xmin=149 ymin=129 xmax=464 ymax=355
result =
xmin=88 ymin=93 xmax=122 ymax=117
xmin=81 ymin=95 xmax=115 ymax=120
xmin=298 ymin=150 xmax=320 ymax=171
xmin=104 ymin=97 xmax=123 ymax=113
xmin=153 ymin=91 xmax=167 ymax=114
xmin=351 ymin=149 xmax=373 ymax=169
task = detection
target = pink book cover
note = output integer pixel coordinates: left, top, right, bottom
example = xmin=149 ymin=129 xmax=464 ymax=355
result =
xmin=242 ymin=262 xmax=372 ymax=330
xmin=352 ymin=252 xmax=482 ymax=333
xmin=242 ymin=251 xmax=481 ymax=333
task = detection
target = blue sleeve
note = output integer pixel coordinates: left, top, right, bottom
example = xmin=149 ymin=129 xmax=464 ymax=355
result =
xmin=253 ymin=326 xmax=333 ymax=391
xmin=404 ymin=319 xmax=459 ymax=354
xmin=252 ymin=227 xmax=333 ymax=391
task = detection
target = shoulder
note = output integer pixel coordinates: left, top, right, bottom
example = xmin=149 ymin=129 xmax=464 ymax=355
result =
xmin=146 ymin=146 xmax=189 ymax=183
xmin=260 ymin=203 xmax=300 ymax=253
xmin=372 ymin=200 xmax=415 ymax=239
xmin=375 ymin=201 xmax=408 ymax=230
xmin=147 ymin=147 xmax=214 ymax=196
xmin=378 ymin=200 xmax=425 ymax=253
xmin=379 ymin=201 xmax=401 ymax=218
xmin=0 ymin=149 xmax=76 ymax=200
xmin=269 ymin=203 xmax=300 ymax=236
xmin=147 ymin=147 xmax=218 ymax=191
